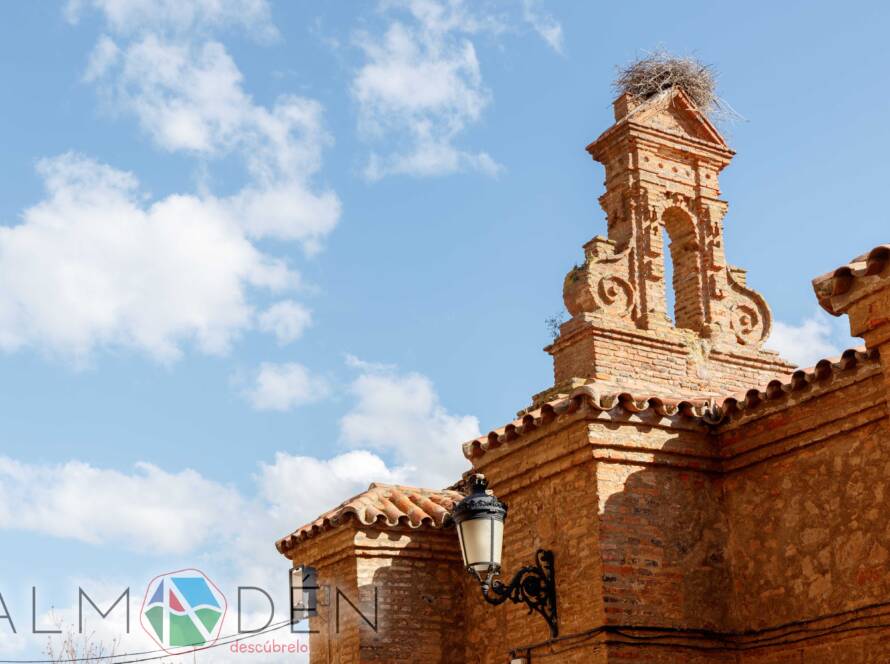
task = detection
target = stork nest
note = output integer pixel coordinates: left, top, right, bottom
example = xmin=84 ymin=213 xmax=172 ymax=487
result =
xmin=614 ymin=52 xmax=717 ymax=113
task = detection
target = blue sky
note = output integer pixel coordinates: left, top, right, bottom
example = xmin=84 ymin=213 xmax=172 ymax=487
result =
xmin=0 ymin=0 xmax=888 ymax=660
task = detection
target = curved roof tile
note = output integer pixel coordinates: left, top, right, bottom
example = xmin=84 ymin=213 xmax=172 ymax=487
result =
xmin=814 ymin=244 xmax=890 ymax=315
xmin=276 ymin=483 xmax=464 ymax=555
xmin=714 ymin=347 xmax=877 ymax=419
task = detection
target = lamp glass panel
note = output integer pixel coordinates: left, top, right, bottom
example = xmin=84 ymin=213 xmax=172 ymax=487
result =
xmin=457 ymin=517 xmax=503 ymax=573
xmin=492 ymin=518 xmax=504 ymax=566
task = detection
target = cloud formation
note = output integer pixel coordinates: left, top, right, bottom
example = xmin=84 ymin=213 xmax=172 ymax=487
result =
xmin=66 ymin=0 xmax=278 ymax=40
xmin=353 ymin=0 xmax=501 ymax=179
xmin=245 ymin=362 xmax=330 ymax=411
xmin=0 ymin=2 xmax=340 ymax=363
xmin=86 ymin=34 xmax=341 ymax=251
xmin=351 ymin=0 xmax=564 ymax=179
xmin=0 ymin=357 xmax=475 ymax=659
xmin=766 ymin=312 xmax=848 ymax=368
xmin=0 ymin=447 xmax=397 ymax=662
xmin=521 ymin=0 xmax=564 ymax=54
xmin=0 ymin=154 xmax=297 ymax=362
xmin=258 ymin=300 xmax=313 ymax=345
xmin=340 ymin=359 xmax=478 ymax=488
xmin=0 ymin=457 xmax=243 ymax=554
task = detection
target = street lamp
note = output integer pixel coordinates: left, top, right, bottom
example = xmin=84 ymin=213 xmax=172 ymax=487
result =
xmin=451 ymin=474 xmax=558 ymax=638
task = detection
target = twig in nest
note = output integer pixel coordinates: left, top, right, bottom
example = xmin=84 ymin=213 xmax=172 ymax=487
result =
xmin=614 ymin=51 xmax=716 ymax=113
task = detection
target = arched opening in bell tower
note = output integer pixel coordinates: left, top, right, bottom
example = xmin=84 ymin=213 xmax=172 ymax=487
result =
xmin=662 ymin=207 xmax=704 ymax=333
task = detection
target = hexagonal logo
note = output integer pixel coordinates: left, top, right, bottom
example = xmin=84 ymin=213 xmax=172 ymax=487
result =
xmin=140 ymin=568 xmax=227 ymax=654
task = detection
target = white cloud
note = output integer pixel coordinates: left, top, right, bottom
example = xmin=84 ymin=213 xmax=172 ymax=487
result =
xmin=765 ymin=312 xmax=848 ymax=368
xmin=0 ymin=364 xmax=472 ymax=555
xmin=352 ymin=0 xmax=501 ymax=179
xmin=259 ymin=300 xmax=313 ymax=345
xmin=91 ymin=36 xmax=341 ymax=249
xmin=0 ymin=447 xmax=401 ymax=570
xmin=259 ymin=450 xmax=403 ymax=526
xmin=340 ymin=360 xmax=478 ymax=488
xmin=245 ymin=362 xmax=330 ymax=411
xmin=0 ymin=457 xmax=243 ymax=554
xmin=0 ymin=8 xmax=340 ymax=363
xmin=65 ymin=0 xmax=278 ymax=41
xmin=521 ymin=0 xmax=563 ymax=53
xmin=0 ymin=153 xmax=297 ymax=363
xmin=344 ymin=353 xmax=395 ymax=372
xmin=83 ymin=34 xmax=120 ymax=81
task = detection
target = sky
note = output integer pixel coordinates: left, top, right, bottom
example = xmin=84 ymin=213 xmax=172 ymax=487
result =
xmin=0 ymin=0 xmax=888 ymax=661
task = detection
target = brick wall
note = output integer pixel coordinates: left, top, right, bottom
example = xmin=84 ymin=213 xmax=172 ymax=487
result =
xmin=286 ymin=524 xmax=465 ymax=663
xmin=465 ymin=420 xmax=605 ymax=663
xmin=285 ymin=338 xmax=890 ymax=663
xmin=717 ymin=368 xmax=890 ymax=661
xmin=355 ymin=528 xmax=465 ymax=663
xmin=544 ymin=318 xmax=794 ymax=404
xmin=294 ymin=527 xmax=362 ymax=664
xmin=463 ymin=351 xmax=890 ymax=662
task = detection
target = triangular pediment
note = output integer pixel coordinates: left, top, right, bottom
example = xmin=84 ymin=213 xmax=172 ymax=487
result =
xmin=629 ymin=87 xmax=727 ymax=148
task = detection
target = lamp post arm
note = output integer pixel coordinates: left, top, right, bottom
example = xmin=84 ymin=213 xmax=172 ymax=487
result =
xmin=479 ymin=549 xmax=558 ymax=638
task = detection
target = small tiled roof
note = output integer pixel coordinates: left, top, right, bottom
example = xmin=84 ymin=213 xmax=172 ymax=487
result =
xmin=813 ymin=244 xmax=890 ymax=315
xmin=462 ymin=347 xmax=880 ymax=459
xmin=276 ymin=483 xmax=464 ymax=555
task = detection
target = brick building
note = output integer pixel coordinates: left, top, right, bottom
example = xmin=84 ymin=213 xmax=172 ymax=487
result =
xmin=276 ymin=86 xmax=890 ymax=662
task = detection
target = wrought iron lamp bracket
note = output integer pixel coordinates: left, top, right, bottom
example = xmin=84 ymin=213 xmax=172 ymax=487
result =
xmin=477 ymin=549 xmax=558 ymax=638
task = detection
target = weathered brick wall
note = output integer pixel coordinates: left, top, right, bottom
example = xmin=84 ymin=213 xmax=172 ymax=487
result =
xmin=288 ymin=524 xmax=465 ymax=663
xmin=467 ymin=352 xmax=890 ymax=662
xmin=355 ymin=528 xmax=465 ymax=663
xmin=465 ymin=420 xmax=606 ymax=663
xmin=597 ymin=460 xmax=729 ymax=630
xmin=718 ymin=368 xmax=890 ymax=661
xmin=546 ymin=319 xmax=794 ymax=403
xmin=735 ymin=628 xmax=890 ymax=664
xmin=295 ymin=527 xmax=362 ymax=664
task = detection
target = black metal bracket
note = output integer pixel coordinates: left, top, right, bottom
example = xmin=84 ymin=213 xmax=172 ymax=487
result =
xmin=479 ymin=549 xmax=558 ymax=638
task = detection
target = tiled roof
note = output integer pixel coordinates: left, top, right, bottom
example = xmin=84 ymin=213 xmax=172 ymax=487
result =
xmin=715 ymin=347 xmax=878 ymax=420
xmin=462 ymin=388 xmax=716 ymax=460
xmin=462 ymin=347 xmax=880 ymax=460
xmin=276 ymin=483 xmax=464 ymax=555
xmin=813 ymin=244 xmax=890 ymax=315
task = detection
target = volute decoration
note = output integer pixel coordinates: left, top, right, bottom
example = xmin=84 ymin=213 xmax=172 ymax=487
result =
xmin=563 ymin=239 xmax=637 ymax=322
xmin=726 ymin=267 xmax=771 ymax=345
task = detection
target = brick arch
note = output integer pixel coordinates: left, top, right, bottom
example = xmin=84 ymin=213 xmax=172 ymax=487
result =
xmin=662 ymin=206 xmax=705 ymax=333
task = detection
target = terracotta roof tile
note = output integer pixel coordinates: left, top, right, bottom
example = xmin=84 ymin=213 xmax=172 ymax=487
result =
xmin=276 ymin=483 xmax=464 ymax=555
xmin=462 ymin=387 xmax=716 ymax=460
xmin=813 ymin=244 xmax=890 ymax=315
xmin=713 ymin=346 xmax=878 ymax=420
xmin=462 ymin=347 xmax=880 ymax=460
